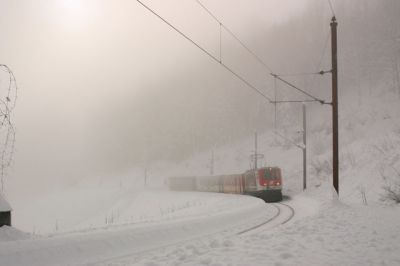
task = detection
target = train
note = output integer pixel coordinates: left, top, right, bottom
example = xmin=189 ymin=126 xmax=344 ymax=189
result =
xmin=167 ymin=167 xmax=283 ymax=202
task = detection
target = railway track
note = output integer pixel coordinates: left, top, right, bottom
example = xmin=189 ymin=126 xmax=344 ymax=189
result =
xmin=88 ymin=201 xmax=294 ymax=265
xmin=237 ymin=202 xmax=295 ymax=235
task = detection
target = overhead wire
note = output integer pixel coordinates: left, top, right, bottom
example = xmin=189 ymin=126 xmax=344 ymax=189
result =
xmin=195 ymin=0 xmax=274 ymax=72
xmin=136 ymin=0 xmax=330 ymax=106
xmin=194 ymin=0 xmax=326 ymax=104
xmin=271 ymin=73 xmax=325 ymax=104
xmin=327 ymin=0 xmax=336 ymax=18
xmin=136 ymin=0 xmax=273 ymax=103
xmin=273 ymin=130 xmax=305 ymax=150
xmin=192 ymin=0 xmax=337 ymax=156
xmin=268 ymin=30 xmax=331 ymax=78
xmin=272 ymin=23 xmax=333 ymax=104
xmin=192 ymin=0 xmax=333 ymax=158
xmin=194 ymin=0 xmax=329 ymax=154
xmin=133 ymin=0 xmax=340 ymax=166
xmin=219 ymin=22 xmax=222 ymax=63
xmin=315 ymin=30 xmax=332 ymax=73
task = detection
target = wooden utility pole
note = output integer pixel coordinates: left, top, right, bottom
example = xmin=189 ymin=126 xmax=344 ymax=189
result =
xmin=302 ymin=104 xmax=307 ymax=191
xmin=331 ymin=17 xmax=339 ymax=195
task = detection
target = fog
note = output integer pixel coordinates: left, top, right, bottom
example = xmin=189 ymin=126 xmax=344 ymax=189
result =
xmin=23 ymin=0 xmax=400 ymax=202
xmin=2 ymin=1 xmax=400 ymax=264
xmin=0 ymin=0 xmax=315 ymax=196
xmin=4 ymin=0 xmax=399 ymax=198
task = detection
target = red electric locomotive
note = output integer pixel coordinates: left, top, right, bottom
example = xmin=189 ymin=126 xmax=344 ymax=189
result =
xmin=243 ymin=167 xmax=282 ymax=202
xmin=167 ymin=167 xmax=283 ymax=202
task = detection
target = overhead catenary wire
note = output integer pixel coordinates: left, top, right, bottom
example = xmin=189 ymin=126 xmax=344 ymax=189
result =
xmin=315 ymin=30 xmax=332 ymax=73
xmin=273 ymin=21 xmax=333 ymax=104
xmin=273 ymin=130 xmax=305 ymax=150
xmin=194 ymin=0 xmax=331 ymax=165
xmin=219 ymin=22 xmax=222 ymax=63
xmin=274 ymin=15 xmax=333 ymax=78
xmin=136 ymin=0 xmax=333 ymax=175
xmin=136 ymin=0 xmax=273 ymax=103
xmin=271 ymin=73 xmax=326 ymax=104
xmin=194 ymin=0 xmax=326 ymax=104
xmin=265 ymin=26 xmax=332 ymax=78
xmin=195 ymin=0 xmax=273 ymax=72
xmin=192 ymin=1 xmax=336 ymax=175
xmin=327 ymin=0 xmax=336 ymax=18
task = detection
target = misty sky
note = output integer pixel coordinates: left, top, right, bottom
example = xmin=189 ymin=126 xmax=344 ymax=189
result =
xmin=0 ymin=0 xmax=312 ymax=197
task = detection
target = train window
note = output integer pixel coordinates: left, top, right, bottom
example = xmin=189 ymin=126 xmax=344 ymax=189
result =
xmin=264 ymin=168 xmax=279 ymax=180
xmin=264 ymin=169 xmax=272 ymax=179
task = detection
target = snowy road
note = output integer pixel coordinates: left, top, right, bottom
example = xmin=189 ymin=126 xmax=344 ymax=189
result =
xmin=0 ymin=192 xmax=293 ymax=266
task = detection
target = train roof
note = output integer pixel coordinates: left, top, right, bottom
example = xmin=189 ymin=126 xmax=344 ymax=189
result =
xmin=245 ymin=166 xmax=280 ymax=172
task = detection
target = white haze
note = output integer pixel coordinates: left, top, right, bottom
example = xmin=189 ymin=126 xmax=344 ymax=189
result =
xmin=0 ymin=0 xmax=311 ymax=199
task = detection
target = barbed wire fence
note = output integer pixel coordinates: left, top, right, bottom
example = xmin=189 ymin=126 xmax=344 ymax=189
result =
xmin=0 ymin=64 xmax=18 ymax=192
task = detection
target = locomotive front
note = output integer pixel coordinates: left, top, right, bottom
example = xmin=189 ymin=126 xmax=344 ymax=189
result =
xmin=248 ymin=167 xmax=282 ymax=202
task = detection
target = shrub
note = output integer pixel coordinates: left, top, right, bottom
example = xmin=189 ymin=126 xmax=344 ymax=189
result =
xmin=380 ymin=167 xmax=400 ymax=204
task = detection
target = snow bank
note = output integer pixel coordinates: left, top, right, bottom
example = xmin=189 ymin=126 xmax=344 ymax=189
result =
xmin=114 ymin=196 xmax=400 ymax=266
xmin=0 ymin=193 xmax=274 ymax=266
xmin=0 ymin=226 xmax=32 ymax=242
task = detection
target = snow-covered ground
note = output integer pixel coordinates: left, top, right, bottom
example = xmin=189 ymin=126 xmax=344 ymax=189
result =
xmin=2 ymin=185 xmax=400 ymax=266
xmin=94 ymin=189 xmax=400 ymax=266
xmin=1 ymin=86 xmax=400 ymax=265
xmin=1 ymin=192 xmax=278 ymax=266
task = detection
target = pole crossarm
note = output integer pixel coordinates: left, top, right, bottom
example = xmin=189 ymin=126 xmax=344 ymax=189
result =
xmin=272 ymin=69 xmax=331 ymax=77
xmin=272 ymin=100 xmax=320 ymax=104
xmin=271 ymin=73 xmax=326 ymax=104
xmin=318 ymin=69 xmax=333 ymax=75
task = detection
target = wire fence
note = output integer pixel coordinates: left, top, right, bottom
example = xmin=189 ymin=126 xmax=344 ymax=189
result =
xmin=0 ymin=64 xmax=18 ymax=192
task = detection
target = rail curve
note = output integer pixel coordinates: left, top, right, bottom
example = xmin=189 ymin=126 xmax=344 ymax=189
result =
xmin=237 ymin=202 xmax=295 ymax=235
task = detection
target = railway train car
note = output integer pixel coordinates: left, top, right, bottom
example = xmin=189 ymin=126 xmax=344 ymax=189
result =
xmin=167 ymin=167 xmax=282 ymax=202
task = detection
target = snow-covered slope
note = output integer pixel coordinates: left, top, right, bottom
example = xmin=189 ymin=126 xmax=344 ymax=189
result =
xmin=2 ymin=73 xmax=400 ymax=266
xmin=110 ymin=194 xmax=400 ymax=266
xmin=4 ymin=82 xmax=400 ymax=236
xmin=1 ymin=193 xmax=276 ymax=266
